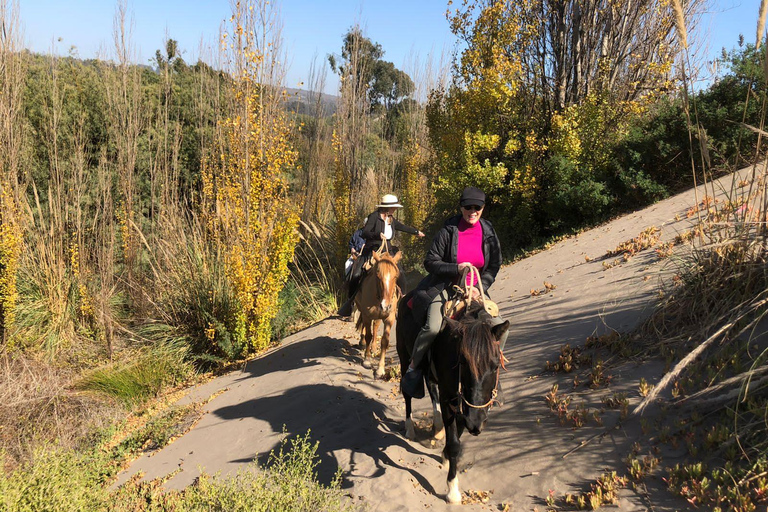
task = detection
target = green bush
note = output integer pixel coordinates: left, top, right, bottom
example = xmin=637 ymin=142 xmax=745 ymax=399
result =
xmin=174 ymin=431 xmax=357 ymax=512
xmin=544 ymin=155 xmax=612 ymax=230
xmin=608 ymin=151 xmax=669 ymax=209
xmin=0 ymin=447 xmax=111 ymax=512
xmin=0 ymin=430 xmax=359 ymax=512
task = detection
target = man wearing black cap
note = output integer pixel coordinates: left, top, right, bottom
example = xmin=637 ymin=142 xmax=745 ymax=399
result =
xmin=402 ymin=186 xmax=509 ymax=398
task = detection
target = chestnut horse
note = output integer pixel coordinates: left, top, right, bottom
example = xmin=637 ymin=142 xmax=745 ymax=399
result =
xmin=354 ymin=250 xmax=402 ymax=378
xmin=397 ymin=295 xmax=509 ymax=504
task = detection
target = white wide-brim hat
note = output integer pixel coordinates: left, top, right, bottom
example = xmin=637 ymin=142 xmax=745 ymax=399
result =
xmin=376 ymin=194 xmax=403 ymax=208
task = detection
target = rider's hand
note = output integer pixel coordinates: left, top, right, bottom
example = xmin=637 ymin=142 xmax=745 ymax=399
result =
xmin=458 ymin=262 xmax=472 ymax=271
xmin=380 ymin=233 xmax=387 ymax=241
xmin=417 ymin=231 xmax=425 ymax=237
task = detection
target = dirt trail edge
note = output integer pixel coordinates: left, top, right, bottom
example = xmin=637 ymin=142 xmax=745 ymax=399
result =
xmin=114 ymin=166 xmax=760 ymax=511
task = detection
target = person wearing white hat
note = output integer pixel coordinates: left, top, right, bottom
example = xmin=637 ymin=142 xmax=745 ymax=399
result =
xmin=338 ymin=194 xmax=425 ymax=317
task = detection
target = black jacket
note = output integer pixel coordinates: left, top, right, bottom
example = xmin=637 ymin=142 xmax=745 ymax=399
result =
xmin=361 ymin=211 xmax=419 ymax=253
xmin=417 ymin=215 xmax=501 ymax=301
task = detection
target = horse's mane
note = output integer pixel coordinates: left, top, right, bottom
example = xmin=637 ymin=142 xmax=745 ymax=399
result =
xmin=456 ymin=302 xmax=498 ymax=379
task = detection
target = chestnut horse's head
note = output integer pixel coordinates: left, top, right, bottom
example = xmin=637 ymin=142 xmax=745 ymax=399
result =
xmin=370 ymin=251 xmax=401 ymax=314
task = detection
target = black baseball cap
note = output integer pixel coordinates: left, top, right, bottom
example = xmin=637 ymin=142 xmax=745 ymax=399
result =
xmin=460 ymin=186 xmax=486 ymax=207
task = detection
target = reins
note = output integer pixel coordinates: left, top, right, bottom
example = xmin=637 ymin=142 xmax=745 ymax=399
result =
xmin=445 ymin=265 xmax=493 ymax=318
xmin=376 ymin=237 xmax=389 ymax=256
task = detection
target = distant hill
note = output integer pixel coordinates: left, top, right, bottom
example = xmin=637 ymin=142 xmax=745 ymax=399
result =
xmin=284 ymin=87 xmax=338 ymax=117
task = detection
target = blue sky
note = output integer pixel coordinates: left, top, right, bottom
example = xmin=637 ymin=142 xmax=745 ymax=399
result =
xmin=19 ymin=0 xmax=761 ymax=94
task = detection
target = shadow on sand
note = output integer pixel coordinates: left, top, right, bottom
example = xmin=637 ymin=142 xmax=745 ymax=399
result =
xmin=210 ymin=329 xmax=440 ymax=496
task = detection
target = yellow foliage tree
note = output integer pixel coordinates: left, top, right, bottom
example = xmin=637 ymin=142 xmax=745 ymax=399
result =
xmin=427 ymin=0 xmax=697 ymax=246
xmin=202 ymin=0 xmax=300 ymax=352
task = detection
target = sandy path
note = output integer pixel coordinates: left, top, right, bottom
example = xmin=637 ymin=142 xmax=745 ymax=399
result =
xmin=114 ymin=166 xmax=760 ymax=511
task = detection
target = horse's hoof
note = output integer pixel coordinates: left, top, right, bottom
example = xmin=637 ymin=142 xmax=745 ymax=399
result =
xmin=374 ymin=368 xmax=385 ymax=379
xmin=446 ymin=478 xmax=462 ymax=504
xmin=405 ymin=419 xmax=415 ymax=440
xmin=362 ymin=360 xmax=372 ymax=369
xmin=433 ymin=427 xmax=445 ymax=440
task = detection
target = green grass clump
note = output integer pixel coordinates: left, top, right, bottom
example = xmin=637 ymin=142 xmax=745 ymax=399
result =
xmin=78 ymin=338 xmax=192 ymax=406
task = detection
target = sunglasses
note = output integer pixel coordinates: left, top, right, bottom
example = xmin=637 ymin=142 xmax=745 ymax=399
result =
xmin=462 ymin=204 xmax=483 ymax=212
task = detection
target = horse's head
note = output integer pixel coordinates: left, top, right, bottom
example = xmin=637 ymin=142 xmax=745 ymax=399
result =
xmin=371 ymin=251 xmax=401 ymax=314
xmin=444 ymin=304 xmax=509 ymax=436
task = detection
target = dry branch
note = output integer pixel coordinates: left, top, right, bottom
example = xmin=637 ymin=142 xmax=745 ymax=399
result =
xmin=633 ymin=321 xmax=734 ymax=415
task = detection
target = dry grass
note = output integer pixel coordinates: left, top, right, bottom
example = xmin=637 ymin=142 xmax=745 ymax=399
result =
xmin=0 ymin=353 xmax=120 ymax=467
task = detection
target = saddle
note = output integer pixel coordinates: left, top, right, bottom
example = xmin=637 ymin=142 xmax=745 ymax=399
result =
xmin=406 ymin=287 xmax=499 ymax=328
xmin=445 ymin=295 xmax=499 ymax=319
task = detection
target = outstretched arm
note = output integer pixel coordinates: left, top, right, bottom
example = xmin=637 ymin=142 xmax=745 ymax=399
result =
xmin=393 ymin=218 xmax=424 ymax=237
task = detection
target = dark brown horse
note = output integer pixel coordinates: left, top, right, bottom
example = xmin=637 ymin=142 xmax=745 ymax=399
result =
xmin=396 ymin=296 xmax=509 ymax=503
xmin=355 ymin=250 xmax=401 ymax=378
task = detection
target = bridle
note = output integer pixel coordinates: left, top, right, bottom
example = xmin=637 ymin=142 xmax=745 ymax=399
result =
xmin=459 ymin=342 xmax=506 ymax=410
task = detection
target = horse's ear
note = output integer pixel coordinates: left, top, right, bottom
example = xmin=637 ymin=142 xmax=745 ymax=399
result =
xmin=491 ymin=320 xmax=510 ymax=342
xmin=392 ymin=251 xmax=402 ymax=264
xmin=444 ymin=317 xmax=461 ymax=333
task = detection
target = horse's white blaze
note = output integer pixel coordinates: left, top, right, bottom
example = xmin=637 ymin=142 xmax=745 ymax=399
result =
xmin=405 ymin=418 xmax=415 ymax=440
xmin=446 ymin=476 xmax=461 ymax=504
xmin=380 ymin=275 xmax=395 ymax=310
xmin=380 ymin=280 xmax=387 ymax=307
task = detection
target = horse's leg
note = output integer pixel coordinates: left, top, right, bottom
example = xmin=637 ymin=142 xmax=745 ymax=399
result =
xmin=358 ymin=320 xmax=365 ymax=349
xmin=362 ymin=320 xmax=374 ymax=369
xmin=374 ymin=315 xmax=392 ymax=379
xmin=441 ymin=399 xmax=462 ymax=504
xmin=372 ymin=319 xmax=381 ymax=355
xmin=427 ymin=379 xmax=444 ymax=439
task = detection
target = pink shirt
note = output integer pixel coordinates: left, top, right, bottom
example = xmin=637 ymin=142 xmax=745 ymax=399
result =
xmin=457 ymin=218 xmax=484 ymax=286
